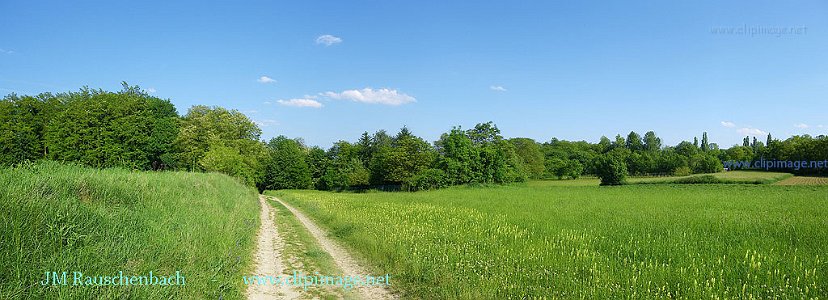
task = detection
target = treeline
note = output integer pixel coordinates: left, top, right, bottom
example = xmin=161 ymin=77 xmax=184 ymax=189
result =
xmin=541 ymin=131 xmax=828 ymax=185
xmin=2 ymin=84 xmax=825 ymax=190
xmin=0 ymin=84 xmax=528 ymax=191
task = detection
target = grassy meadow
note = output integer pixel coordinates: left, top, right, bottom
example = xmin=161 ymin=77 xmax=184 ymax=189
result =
xmin=776 ymin=176 xmax=828 ymax=186
xmin=272 ymin=182 xmax=828 ymax=299
xmin=0 ymin=162 xmax=260 ymax=299
xmin=528 ymin=171 xmax=793 ymax=187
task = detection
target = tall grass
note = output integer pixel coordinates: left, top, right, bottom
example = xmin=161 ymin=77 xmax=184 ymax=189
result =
xmin=274 ymin=184 xmax=828 ymax=299
xmin=0 ymin=161 xmax=260 ymax=299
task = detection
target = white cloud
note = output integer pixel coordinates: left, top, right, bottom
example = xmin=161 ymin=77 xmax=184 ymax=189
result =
xmin=794 ymin=123 xmax=809 ymax=129
xmin=146 ymin=88 xmax=157 ymax=94
xmin=322 ymin=88 xmax=416 ymax=106
xmin=263 ymin=101 xmax=272 ymax=105
xmin=253 ymin=119 xmax=279 ymax=127
xmin=257 ymin=76 xmax=277 ymax=84
xmin=720 ymin=121 xmax=736 ymax=128
xmin=490 ymin=85 xmax=507 ymax=92
xmin=0 ymin=48 xmax=13 ymax=54
xmin=315 ymin=34 xmax=342 ymax=46
xmin=277 ymin=98 xmax=323 ymax=108
xmin=736 ymin=127 xmax=767 ymax=136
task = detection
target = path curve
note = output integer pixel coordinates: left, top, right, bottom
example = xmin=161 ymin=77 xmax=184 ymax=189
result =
xmin=268 ymin=196 xmax=397 ymax=300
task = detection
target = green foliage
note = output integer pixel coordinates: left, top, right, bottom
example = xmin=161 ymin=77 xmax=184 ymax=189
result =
xmin=174 ymin=105 xmax=266 ymax=187
xmin=435 ymin=128 xmax=479 ymax=184
xmin=469 ymin=122 xmax=528 ymax=183
xmin=305 ymin=146 xmax=329 ymax=189
xmin=317 ymin=141 xmax=370 ymax=191
xmin=0 ymin=93 xmax=62 ymax=166
xmin=510 ymin=138 xmax=545 ymax=179
xmin=672 ymin=174 xmax=719 ymax=184
xmin=370 ymin=128 xmax=436 ymax=185
xmin=547 ymin=158 xmax=584 ymax=180
xmin=625 ymin=131 xmax=643 ymax=151
xmin=690 ymin=153 xmax=724 ymax=174
xmin=404 ymin=168 xmax=448 ymax=191
xmin=595 ymin=153 xmax=628 ymax=186
xmin=200 ymin=143 xmax=260 ymax=186
xmin=263 ymin=136 xmax=312 ymax=190
xmin=626 ymin=152 xmax=656 ymax=175
xmin=175 ymin=105 xmax=262 ymax=172
xmin=0 ymin=162 xmax=258 ymax=299
xmin=43 ymin=85 xmax=179 ymax=169
xmin=643 ymin=131 xmax=662 ymax=151
xmin=673 ymin=166 xmax=693 ymax=176
xmin=320 ymin=158 xmax=370 ymax=191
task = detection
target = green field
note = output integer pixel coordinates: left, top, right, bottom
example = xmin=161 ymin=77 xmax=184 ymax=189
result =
xmin=529 ymin=171 xmax=793 ymax=187
xmin=272 ymin=183 xmax=828 ymax=299
xmin=0 ymin=162 xmax=260 ymax=299
xmin=775 ymin=176 xmax=828 ymax=186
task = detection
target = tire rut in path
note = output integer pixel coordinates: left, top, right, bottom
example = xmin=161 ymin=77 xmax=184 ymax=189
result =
xmin=268 ymin=196 xmax=397 ymax=300
xmin=247 ymin=195 xmax=300 ymax=300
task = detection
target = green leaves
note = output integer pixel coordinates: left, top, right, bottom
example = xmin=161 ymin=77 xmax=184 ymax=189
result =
xmin=263 ymin=136 xmax=312 ymax=190
xmin=595 ymin=153 xmax=628 ymax=186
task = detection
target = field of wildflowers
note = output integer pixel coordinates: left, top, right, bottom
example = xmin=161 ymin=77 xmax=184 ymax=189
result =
xmin=270 ymin=184 xmax=827 ymax=298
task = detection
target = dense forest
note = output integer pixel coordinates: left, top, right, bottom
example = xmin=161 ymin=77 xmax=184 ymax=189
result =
xmin=1 ymin=84 xmax=825 ymax=189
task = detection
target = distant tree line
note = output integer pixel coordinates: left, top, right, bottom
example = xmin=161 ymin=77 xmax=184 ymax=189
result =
xmin=2 ymin=84 xmax=825 ymax=190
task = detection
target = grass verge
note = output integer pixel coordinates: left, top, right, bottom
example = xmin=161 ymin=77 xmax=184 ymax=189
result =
xmin=0 ymin=161 xmax=259 ymax=299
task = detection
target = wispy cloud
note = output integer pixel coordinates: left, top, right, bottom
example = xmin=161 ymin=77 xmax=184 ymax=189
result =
xmin=794 ymin=123 xmax=809 ymax=129
xmin=146 ymin=88 xmax=157 ymax=94
xmin=490 ymin=85 xmax=507 ymax=92
xmin=322 ymin=88 xmax=416 ymax=106
xmin=253 ymin=119 xmax=279 ymax=127
xmin=277 ymin=98 xmax=323 ymax=108
xmin=720 ymin=121 xmax=736 ymax=128
xmin=315 ymin=34 xmax=342 ymax=46
xmin=262 ymin=101 xmax=272 ymax=105
xmin=0 ymin=48 xmax=14 ymax=54
xmin=737 ymin=127 xmax=767 ymax=136
xmin=257 ymin=76 xmax=277 ymax=84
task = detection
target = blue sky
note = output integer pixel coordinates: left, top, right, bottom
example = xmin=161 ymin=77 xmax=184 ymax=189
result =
xmin=1 ymin=1 xmax=826 ymax=148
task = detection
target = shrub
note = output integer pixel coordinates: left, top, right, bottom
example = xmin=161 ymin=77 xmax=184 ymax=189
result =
xmin=671 ymin=175 xmax=720 ymax=184
xmin=595 ymin=154 xmax=628 ymax=186
xmin=691 ymin=154 xmax=724 ymax=174
xmin=405 ymin=168 xmax=448 ymax=191
xmin=673 ymin=166 xmax=693 ymax=176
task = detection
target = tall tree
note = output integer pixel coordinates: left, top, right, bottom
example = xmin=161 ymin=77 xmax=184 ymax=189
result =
xmin=613 ymin=135 xmax=626 ymax=149
xmin=435 ymin=127 xmax=479 ymax=184
xmin=263 ymin=136 xmax=312 ymax=190
xmin=643 ymin=131 xmax=662 ymax=152
xmin=598 ymin=136 xmax=612 ymax=153
xmin=510 ymin=138 xmax=545 ymax=179
xmin=701 ymin=132 xmax=709 ymax=152
xmin=626 ymin=131 xmax=643 ymax=151
xmin=175 ymin=105 xmax=262 ymax=172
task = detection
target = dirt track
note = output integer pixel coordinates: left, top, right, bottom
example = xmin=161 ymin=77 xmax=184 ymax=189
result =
xmin=269 ymin=196 xmax=396 ymax=300
xmin=247 ymin=195 xmax=299 ymax=299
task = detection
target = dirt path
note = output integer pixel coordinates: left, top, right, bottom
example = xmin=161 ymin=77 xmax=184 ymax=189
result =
xmin=269 ymin=196 xmax=397 ymax=300
xmin=247 ymin=195 xmax=299 ymax=300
